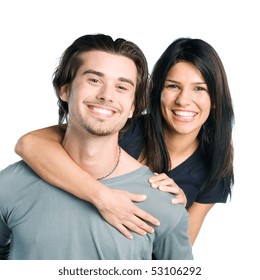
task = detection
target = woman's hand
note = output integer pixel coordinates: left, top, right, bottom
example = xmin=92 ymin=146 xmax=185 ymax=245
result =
xmin=148 ymin=173 xmax=187 ymax=207
xmin=95 ymin=188 xmax=161 ymax=240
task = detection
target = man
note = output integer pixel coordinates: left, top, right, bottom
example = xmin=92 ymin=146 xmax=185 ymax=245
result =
xmin=0 ymin=34 xmax=193 ymax=259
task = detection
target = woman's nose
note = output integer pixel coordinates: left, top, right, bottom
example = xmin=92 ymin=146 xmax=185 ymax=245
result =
xmin=175 ymin=88 xmax=191 ymax=106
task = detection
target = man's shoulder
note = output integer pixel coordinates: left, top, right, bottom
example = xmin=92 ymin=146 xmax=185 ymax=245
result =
xmin=0 ymin=160 xmax=38 ymax=187
xmin=102 ymin=165 xmax=153 ymax=186
xmin=129 ymin=167 xmax=189 ymax=228
xmin=1 ymin=160 xmax=30 ymax=175
xmin=104 ymin=165 xmax=188 ymax=221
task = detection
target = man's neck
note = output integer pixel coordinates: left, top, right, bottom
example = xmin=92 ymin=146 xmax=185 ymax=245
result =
xmin=62 ymin=128 xmax=121 ymax=180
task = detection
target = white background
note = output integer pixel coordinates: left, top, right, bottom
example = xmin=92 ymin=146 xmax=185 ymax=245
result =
xmin=0 ymin=0 xmax=259 ymax=278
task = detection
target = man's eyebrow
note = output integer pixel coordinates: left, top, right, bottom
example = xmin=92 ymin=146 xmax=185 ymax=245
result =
xmin=82 ymin=69 xmax=135 ymax=87
xmin=118 ymin=77 xmax=135 ymax=87
xmin=82 ymin=69 xmax=104 ymax=77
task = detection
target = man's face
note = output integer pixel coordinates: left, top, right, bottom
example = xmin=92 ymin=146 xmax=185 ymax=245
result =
xmin=60 ymin=50 xmax=137 ymax=136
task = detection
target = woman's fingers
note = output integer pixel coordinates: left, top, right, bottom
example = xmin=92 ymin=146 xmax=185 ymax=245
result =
xmin=108 ymin=207 xmax=159 ymax=239
xmin=158 ymin=185 xmax=187 ymax=206
xmin=129 ymin=193 xmax=160 ymax=227
xmin=148 ymin=173 xmax=187 ymax=206
xmin=97 ymin=189 xmax=160 ymax=239
xmin=171 ymin=196 xmax=187 ymax=205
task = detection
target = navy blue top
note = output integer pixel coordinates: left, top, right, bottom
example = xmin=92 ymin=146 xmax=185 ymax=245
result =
xmin=119 ymin=116 xmax=228 ymax=209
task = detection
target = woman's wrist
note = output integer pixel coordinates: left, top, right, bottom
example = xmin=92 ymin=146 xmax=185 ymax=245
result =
xmin=87 ymin=181 xmax=110 ymax=209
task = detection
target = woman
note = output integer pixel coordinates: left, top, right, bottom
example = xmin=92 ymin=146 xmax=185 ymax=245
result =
xmin=15 ymin=38 xmax=234 ymax=245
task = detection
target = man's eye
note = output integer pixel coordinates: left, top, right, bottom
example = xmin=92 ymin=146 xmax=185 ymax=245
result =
xmin=118 ymin=85 xmax=127 ymax=91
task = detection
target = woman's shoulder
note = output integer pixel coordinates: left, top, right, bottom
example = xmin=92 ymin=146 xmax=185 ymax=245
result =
xmin=119 ymin=116 xmax=146 ymax=159
xmin=124 ymin=115 xmax=146 ymax=136
xmin=167 ymin=148 xmax=227 ymax=207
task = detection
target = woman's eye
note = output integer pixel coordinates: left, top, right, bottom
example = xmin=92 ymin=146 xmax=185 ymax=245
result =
xmin=165 ymin=84 xmax=178 ymax=89
xmin=194 ymin=86 xmax=207 ymax=92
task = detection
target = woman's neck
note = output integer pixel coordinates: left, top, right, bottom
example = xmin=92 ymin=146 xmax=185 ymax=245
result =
xmin=163 ymin=128 xmax=199 ymax=169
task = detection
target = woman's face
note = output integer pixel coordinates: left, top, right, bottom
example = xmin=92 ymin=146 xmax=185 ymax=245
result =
xmin=160 ymin=61 xmax=211 ymax=137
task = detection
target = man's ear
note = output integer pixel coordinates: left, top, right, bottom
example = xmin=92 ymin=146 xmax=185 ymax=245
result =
xmin=128 ymin=104 xmax=135 ymax=119
xmin=60 ymin=85 xmax=69 ymax=102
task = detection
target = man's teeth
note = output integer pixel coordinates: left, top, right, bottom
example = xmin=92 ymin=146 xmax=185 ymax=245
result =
xmin=93 ymin=107 xmax=114 ymax=115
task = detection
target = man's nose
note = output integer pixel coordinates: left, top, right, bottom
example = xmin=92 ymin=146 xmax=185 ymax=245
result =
xmin=96 ymin=84 xmax=114 ymax=102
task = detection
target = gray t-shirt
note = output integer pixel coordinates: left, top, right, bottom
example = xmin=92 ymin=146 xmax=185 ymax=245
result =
xmin=0 ymin=161 xmax=193 ymax=260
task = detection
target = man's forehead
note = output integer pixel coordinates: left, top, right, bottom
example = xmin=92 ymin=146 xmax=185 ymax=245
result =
xmin=78 ymin=50 xmax=137 ymax=83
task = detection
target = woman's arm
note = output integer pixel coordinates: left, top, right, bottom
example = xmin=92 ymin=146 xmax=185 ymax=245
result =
xmin=15 ymin=126 xmax=160 ymax=239
xmin=187 ymin=202 xmax=214 ymax=245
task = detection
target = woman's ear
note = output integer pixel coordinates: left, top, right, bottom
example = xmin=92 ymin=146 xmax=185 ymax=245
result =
xmin=60 ymin=85 xmax=69 ymax=102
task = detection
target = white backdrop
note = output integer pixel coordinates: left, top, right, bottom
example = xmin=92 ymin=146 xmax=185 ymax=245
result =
xmin=0 ymin=0 xmax=259 ymax=279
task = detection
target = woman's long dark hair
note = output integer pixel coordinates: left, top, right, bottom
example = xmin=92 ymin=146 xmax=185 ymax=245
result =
xmin=143 ymin=38 xmax=234 ymax=196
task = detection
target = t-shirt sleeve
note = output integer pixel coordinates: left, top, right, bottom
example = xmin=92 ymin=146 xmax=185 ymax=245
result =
xmin=0 ymin=210 xmax=11 ymax=259
xmin=0 ymin=169 xmax=12 ymax=259
xmin=195 ymin=179 xmax=229 ymax=204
